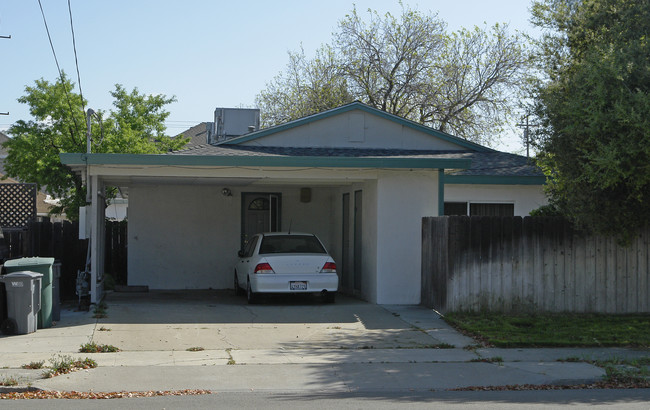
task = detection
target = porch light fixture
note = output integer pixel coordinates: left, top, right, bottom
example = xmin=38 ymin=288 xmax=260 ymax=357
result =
xmin=221 ymin=188 xmax=232 ymax=197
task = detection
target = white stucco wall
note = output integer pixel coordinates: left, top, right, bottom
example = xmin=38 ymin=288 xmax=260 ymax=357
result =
xmin=374 ymin=170 xmax=439 ymax=304
xmin=444 ymin=184 xmax=548 ymax=216
xmin=127 ymin=184 xmax=337 ymax=290
xmin=240 ymin=110 xmax=465 ymax=151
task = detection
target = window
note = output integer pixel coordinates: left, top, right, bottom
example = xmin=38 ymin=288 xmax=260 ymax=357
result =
xmin=444 ymin=202 xmax=515 ymax=217
xmin=444 ymin=202 xmax=468 ymax=216
xmin=259 ymin=235 xmax=327 ymax=254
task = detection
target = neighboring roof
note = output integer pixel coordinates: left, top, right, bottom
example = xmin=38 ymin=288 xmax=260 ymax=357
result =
xmin=0 ymin=131 xmax=9 ymax=157
xmin=220 ymin=101 xmax=495 ymax=153
xmin=175 ymin=122 xmax=210 ymax=147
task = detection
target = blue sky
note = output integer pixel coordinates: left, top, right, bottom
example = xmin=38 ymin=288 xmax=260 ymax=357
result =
xmin=0 ymin=1 xmax=540 ymax=152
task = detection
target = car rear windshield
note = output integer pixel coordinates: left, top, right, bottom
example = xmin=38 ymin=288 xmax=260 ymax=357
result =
xmin=259 ymin=235 xmax=327 ymax=254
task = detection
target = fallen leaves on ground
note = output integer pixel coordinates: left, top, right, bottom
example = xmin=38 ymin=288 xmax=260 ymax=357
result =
xmin=449 ymin=380 xmax=650 ymax=391
xmin=0 ymin=389 xmax=212 ymax=400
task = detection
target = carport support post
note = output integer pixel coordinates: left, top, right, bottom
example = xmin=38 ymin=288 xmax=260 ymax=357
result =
xmin=438 ymin=169 xmax=445 ymax=216
xmin=89 ymin=174 xmax=105 ymax=304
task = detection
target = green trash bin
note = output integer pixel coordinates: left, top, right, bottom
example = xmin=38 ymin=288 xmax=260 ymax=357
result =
xmin=4 ymin=257 xmax=55 ymax=329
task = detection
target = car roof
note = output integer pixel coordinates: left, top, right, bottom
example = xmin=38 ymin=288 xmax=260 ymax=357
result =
xmin=260 ymin=232 xmax=315 ymax=237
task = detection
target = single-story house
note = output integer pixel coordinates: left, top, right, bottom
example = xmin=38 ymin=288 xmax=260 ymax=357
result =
xmin=60 ymin=102 xmax=547 ymax=304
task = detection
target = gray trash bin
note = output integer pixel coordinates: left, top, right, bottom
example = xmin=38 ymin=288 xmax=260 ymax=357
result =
xmin=0 ymin=271 xmax=42 ymax=335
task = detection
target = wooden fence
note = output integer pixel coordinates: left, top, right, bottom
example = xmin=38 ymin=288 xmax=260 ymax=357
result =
xmin=3 ymin=221 xmax=127 ymax=301
xmin=422 ymin=216 xmax=650 ymax=313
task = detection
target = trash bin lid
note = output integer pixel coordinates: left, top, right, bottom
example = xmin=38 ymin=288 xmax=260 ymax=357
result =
xmin=4 ymin=257 xmax=55 ymax=267
xmin=1 ymin=271 xmax=44 ymax=279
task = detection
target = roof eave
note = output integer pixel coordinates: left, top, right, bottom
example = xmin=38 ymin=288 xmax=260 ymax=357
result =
xmin=60 ymin=152 xmax=472 ymax=170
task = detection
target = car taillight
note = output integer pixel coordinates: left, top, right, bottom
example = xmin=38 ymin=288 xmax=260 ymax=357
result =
xmin=254 ymin=263 xmax=274 ymax=274
xmin=320 ymin=262 xmax=337 ymax=273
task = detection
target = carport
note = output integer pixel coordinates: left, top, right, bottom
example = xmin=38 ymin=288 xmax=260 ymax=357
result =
xmin=60 ymin=150 xmax=469 ymax=305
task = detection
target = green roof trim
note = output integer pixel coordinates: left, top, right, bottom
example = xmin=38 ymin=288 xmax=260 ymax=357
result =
xmin=220 ymin=102 xmax=495 ymax=153
xmin=60 ymin=152 xmax=472 ymax=170
xmin=444 ymin=175 xmax=547 ymax=185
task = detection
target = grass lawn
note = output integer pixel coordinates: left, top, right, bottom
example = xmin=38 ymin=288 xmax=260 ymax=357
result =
xmin=444 ymin=312 xmax=650 ymax=348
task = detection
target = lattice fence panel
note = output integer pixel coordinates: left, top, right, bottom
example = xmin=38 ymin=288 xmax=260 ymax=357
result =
xmin=0 ymin=183 xmax=37 ymax=229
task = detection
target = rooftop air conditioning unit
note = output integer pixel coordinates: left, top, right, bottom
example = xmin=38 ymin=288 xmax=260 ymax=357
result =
xmin=210 ymin=107 xmax=260 ymax=144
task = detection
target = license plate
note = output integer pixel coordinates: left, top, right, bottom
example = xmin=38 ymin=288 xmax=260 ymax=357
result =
xmin=290 ymin=281 xmax=308 ymax=290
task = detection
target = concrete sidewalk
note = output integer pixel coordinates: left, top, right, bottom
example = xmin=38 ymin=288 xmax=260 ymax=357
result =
xmin=0 ymin=291 xmax=647 ymax=393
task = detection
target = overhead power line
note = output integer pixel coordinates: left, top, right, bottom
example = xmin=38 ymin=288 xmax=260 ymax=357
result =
xmin=68 ymin=0 xmax=85 ymax=114
xmin=37 ymin=0 xmax=81 ymax=142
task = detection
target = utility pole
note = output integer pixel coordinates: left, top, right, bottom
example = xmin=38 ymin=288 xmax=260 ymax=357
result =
xmin=1 ymin=28 xmax=10 ymax=116
xmin=516 ymin=116 xmax=538 ymax=159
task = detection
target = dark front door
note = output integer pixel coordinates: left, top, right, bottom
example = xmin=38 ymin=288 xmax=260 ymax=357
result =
xmin=241 ymin=193 xmax=281 ymax=250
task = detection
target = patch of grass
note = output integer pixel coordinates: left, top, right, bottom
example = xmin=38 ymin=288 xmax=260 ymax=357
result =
xmin=43 ymin=355 xmax=97 ymax=378
xmin=444 ymin=312 xmax=650 ymax=348
xmin=79 ymin=342 xmax=120 ymax=353
xmin=98 ymin=326 xmax=111 ymax=331
xmin=186 ymin=347 xmax=204 ymax=352
xmin=21 ymin=361 xmax=45 ymax=369
xmin=0 ymin=377 xmax=18 ymax=386
xmin=560 ymin=357 xmax=650 ymax=384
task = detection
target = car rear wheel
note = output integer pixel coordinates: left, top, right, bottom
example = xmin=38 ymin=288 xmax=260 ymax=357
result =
xmin=246 ymin=279 xmax=257 ymax=304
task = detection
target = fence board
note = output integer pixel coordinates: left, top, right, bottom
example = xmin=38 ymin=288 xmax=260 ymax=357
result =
xmin=2 ymin=221 xmax=126 ymax=302
xmin=422 ymin=216 xmax=650 ymax=313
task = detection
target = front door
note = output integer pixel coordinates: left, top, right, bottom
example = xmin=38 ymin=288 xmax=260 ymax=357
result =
xmin=241 ymin=193 xmax=281 ymax=250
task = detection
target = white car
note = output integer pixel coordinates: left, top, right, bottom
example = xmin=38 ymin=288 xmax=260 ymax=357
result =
xmin=234 ymin=232 xmax=339 ymax=303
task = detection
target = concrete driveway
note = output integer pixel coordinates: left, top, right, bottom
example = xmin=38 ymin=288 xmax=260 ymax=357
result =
xmin=91 ymin=290 xmax=450 ymax=352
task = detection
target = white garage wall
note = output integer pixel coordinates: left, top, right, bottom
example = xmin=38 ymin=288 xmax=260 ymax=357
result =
xmin=444 ymin=184 xmax=548 ymax=216
xmin=374 ymin=171 xmax=438 ymax=304
xmin=128 ymin=184 xmax=337 ymax=290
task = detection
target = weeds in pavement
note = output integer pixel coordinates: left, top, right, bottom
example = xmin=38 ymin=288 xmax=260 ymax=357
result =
xmin=42 ymin=355 xmax=97 ymax=378
xmin=186 ymin=347 xmax=204 ymax=352
xmin=225 ymin=348 xmax=236 ymax=365
xmin=92 ymin=302 xmax=108 ymax=319
xmin=79 ymin=342 xmax=120 ymax=353
xmin=98 ymin=326 xmax=111 ymax=332
xmin=0 ymin=377 xmax=18 ymax=386
xmin=470 ymin=356 xmax=504 ymax=364
xmin=21 ymin=361 xmax=45 ymax=369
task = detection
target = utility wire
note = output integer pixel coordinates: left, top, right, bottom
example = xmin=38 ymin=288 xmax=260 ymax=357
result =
xmin=67 ymin=0 xmax=85 ymax=115
xmin=37 ymin=0 xmax=81 ymax=143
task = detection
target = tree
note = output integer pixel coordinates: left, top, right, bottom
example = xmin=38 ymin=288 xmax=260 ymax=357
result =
xmin=530 ymin=0 xmax=650 ymax=241
xmin=4 ymin=74 xmax=188 ymax=218
xmin=257 ymin=45 xmax=353 ymax=127
xmin=256 ymin=4 xmax=530 ymax=145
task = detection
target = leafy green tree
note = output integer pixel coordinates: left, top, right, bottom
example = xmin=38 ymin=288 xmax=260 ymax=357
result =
xmin=531 ymin=0 xmax=650 ymax=240
xmin=256 ymin=4 xmax=530 ymax=145
xmin=4 ymin=74 xmax=188 ymax=218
